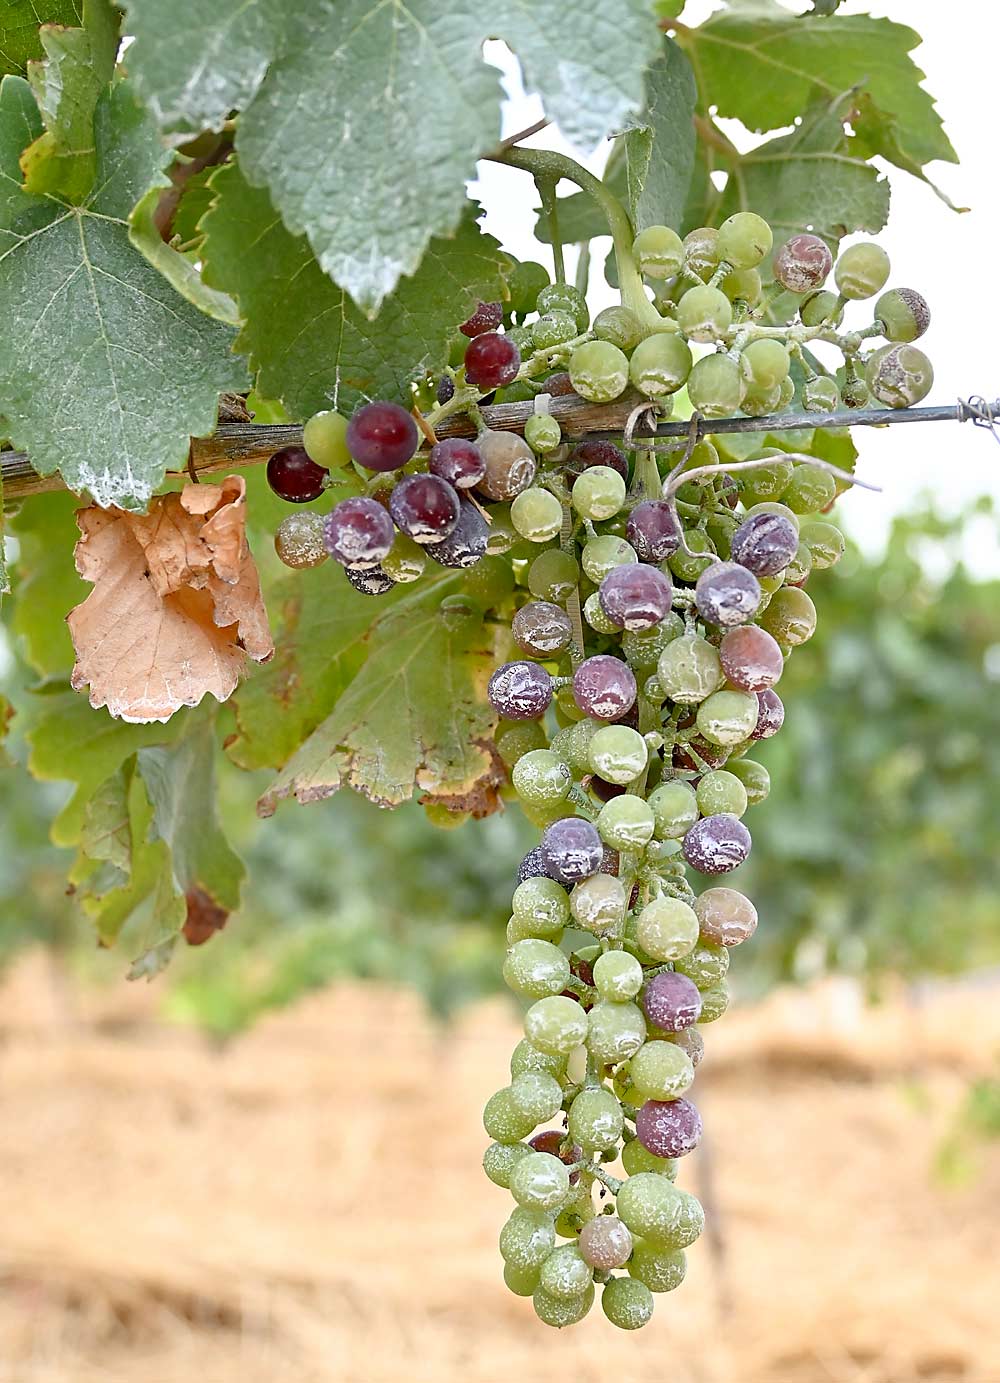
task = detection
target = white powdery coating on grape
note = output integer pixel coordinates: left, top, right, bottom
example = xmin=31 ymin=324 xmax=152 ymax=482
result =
xmin=579 ymin=1216 xmax=632 ymax=1270
xmin=695 ymin=562 xmax=761 ymax=628
xmin=323 ymin=498 xmax=394 ymax=568
xmin=774 ymin=234 xmax=833 ymax=294
xmin=636 ymin=1098 xmax=703 ymax=1158
xmin=731 ymin=513 xmax=798 ymax=578
xmin=682 ymin=815 xmax=752 ymax=874
xmin=599 ymin=565 xmax=673 ymax=632
xmin=573 ymin=655 xmax=637 ymax=720
xmin=513 ymin=602 xmax=572 ymax=656
xmin=488 ymin=662 xmax=551 ymax=719
xmin=275 ymin=513 xmax=327 ymax=568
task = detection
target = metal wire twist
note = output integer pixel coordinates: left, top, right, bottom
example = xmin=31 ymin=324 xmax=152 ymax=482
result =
xmin=958 ymin=396 xmax=1000 ymax=446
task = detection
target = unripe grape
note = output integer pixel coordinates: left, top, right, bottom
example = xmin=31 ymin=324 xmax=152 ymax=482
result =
xmin=594 ymin=304 xmax=644 ymax=351
xmin=570 ymin=874 xmax=628 ymax=934
xmin=586 ymin=1001 xmax=647 ymax=1064
xmin=741 ymin=383 xmax=783 ymax=418
xmin=740 ymin=338 xmax=790 ymax=391
xmin=592 ymin=950 xmax=644 ymax=1002
xmin=588 ymin=725 xmax=648 ymax=784
xmin=835 ymin=242 xmax=890 ymax=300
xmin=504 ymin=938 xmax=572 ymax=1001
xmin=484 ymin=1088 xmax=538 ymax=1142
xmin=496 ymin=721 xmax=547 ymax=770
xmin=511 ymin=1151 xmax=571 ymax=1211
xmin=623 ymin=614 xmax=683 ymax=671
xmin=525 ymin=995 xmax=589 ymax=1055
xmin=503 ymin=1261 xmax=540 ymax=1297
xmin=616 ymin=1172 xmax=684 ymax=1241
xmin=629 ymin=333 xmax=693 ymax=397
xmin=667 ymin=528 xmax=716 ymax=581
xmin=657 ymin=633 xmax=723 ymax=703
xmin=484 ymin=1140 xmax=533 ymax=1189
xmin=865 ymin=343 xmax=934 ymax=408
xmin=670 ymin=1026 xmax=705 ymax=1069
xmin=476 ymin=430 xmax=537 ymax=500
xmin=523 ymin=412 xmax=562 ymax=455
xmin=539 ymin=1244 xmax=593 ymax=1301
xmin=582 ymin=535 xmax=637 ymax=583
xmin=537 ymin=282 xmax=590 ymax=333
xmin=800 ymin=519 xmax=845 ymax=570
xmin=629 ymin=1040 xmax=695 ymax=1102
xmin=584 ymin=591 xmax=620 ymax=634
xmin=717 ymin=212 xmax=772 ymax=269
xmin=728 ymin=756 xmax=770 ymax=807
xmin=687 ymin=353 xmax=745 ymax=418
xmin=684 ymin=226 xmax=721 ymax=280
xmin=697 ymin=769 xmax=748 ymax=818
xmin=635 ymin=896 xmax=700 ymax=963
xmin=647 ymin=780 xmax=699 ymax=840
xmin=602 ymin=1276 xmax=654 ymax=1330
xmin=803 ymin=376 xmax=841 ymax=412
xmin=786 ymin=541 xmax=813 ymax=585
xmin=674 ymin=938 xmax=730 ymax=990
xmin=302 ymin=409 xmax=351 ymax=468
xmin=510 ymin=1038 xmax=568 ymax=1080
xmin=628 ymin=1240 xmax=687 ymax=1293
xmin=533 ymin=1283 xmax=595 ymax=1327
xmin=274 ymin=511 xmax=328 ymax=569
xmin=759 ymin=585 xmax=817 ymax=646
xmin=381 ymin=531 xmax=426 ymax=583
xmin=783 ymin=463 xmax=837 ymax=514
xmin=698 ymin=980 xmax=730 ymax=1023
xmin=721 ymin=266 xmax=762 ymax=305
xmin=511 ymin=486 xmax=563 ymax=542
xmin=500 ymin=1206 xmax=557 ymax=1269
xmin=634 ymin=224 xmax=685 ymax=278
xmin=531 ymin=309 xmax=578 ymax=351
xmin=597 ymin=795 xmax=656 ymax=850
xmin=568 ymin=1086 xmax=624 ymax=1151
xmin=528 ymin=548 xmax=579 ymax=602
xmin=875 ymin=287 xmax=930 ymax=343
xmin=512 ymin=875 xmax=571 ymax=933
xmin=572 ymin=465 xmax=627 ymax=520
xmin=739 ymin=455 xmax=794 ymax=504
xmin=773 ymin=233 xmax=833 ymax=293
xmin=696 ymin=689 xmax=760 ymax=746
xmin=677 ymin=285 xmax=732 ymax=342
xmin=799 ymin=289 xmax=841 ymax=327
xmin=569 ymin=340 xmax=629 ymax=402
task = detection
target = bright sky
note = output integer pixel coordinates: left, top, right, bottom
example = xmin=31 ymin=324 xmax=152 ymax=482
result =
xmin=469 ymin=1 xmax=1000 ymax=571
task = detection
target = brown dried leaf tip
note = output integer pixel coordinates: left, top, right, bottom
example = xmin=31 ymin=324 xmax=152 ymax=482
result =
xmin=68 ymin=476 xmax=274 ymax=723
xmin=183 ymin=886 xmax=230 ymax=946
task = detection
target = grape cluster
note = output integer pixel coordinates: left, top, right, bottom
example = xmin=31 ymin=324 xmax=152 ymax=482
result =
xmin=259 ymin=213 xmax=922 ymax=1329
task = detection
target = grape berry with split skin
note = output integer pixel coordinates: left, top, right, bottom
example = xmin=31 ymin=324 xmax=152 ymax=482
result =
xmin=260 ymin=206 xmax=931 ymax=1330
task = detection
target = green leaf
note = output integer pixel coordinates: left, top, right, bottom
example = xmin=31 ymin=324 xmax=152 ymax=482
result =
xmin=679 ymin=1 xmax=956 ymax=181
xmin=128 ymin=181 xmax=241 ymax=324
xmin=125 ymin=0 xmax=660 ymax=313
xmin=258 ymin=570 xmax=498 ymax=817
xmin=621 ymin=39 xmax=697 ymax=229
xmin=9 ymin=490 xmax=87 ymax=676
xmin=200 ymin=163 xmax=507 ymax=417
xmin=0 ymin=76 xmax=247 ymax=509
xmin=0 ymin=0 xmax=82 ymax=77
xmin=0 ymin=469 xmax=8 ymax=598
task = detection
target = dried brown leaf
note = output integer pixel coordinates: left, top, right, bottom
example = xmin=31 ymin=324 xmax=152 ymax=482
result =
xmin=68 ymin=476 xmax=274 ymax=723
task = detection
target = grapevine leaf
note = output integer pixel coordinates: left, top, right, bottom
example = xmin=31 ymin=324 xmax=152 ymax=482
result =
xmin=621 ymin=39 xmax=697 ymax=229
xmin=680 ymin=0 xmax=956 ymax=179
xmin=125 ymin=0 xmax=660 ymax=314
xmin=127 ymin=182 xmax=241 ymax=325
xmin=258 ymin=570 xmax=498 ymax=817
xmin=200 ymin=163 xmax=507 ymax=418
xmin=0 ymin=76 xmax=247 ymax=510
xmin=0 ymin=469 xmax=8 ymax=598
xmin=0 ymin=0 xmax=81 ymax=76
xmin=9 ymin=490 xmax=87 ymax=676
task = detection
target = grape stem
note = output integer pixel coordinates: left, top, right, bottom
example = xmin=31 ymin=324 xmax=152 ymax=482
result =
xmin=662 ymin=452 xmax=881 ymax=504
xmin=535 ymin=175 xmax=566 ymax=285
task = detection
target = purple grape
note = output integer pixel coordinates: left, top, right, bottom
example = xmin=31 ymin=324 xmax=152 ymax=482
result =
xmin=512 ymin=601 xmax=573 ymax=657
xmin=545 ymin=371 xmax=575 ymax=397
xmin=636 ymin=1098 xmax=703 ymax=1159
xmin=572 ymin=655 xmax=637 ymax=720
xmin=641 ymin=972 xmax=702 ymax=1032
xmin=389 ymin=473 xmax=460 ymax=544
xmin=694 ymin=561 xmax=761 ymax=628
xmin=427 ymin=498 xmax=489 ymax=569
xmin=464 ymin=333 xmax=520 ymax=389
xmin=518 ymin=844 xmax=569 ymax=890
xmin=626 ymin=500 xmax=682 ymax=562
xmin=345 ymin=564 xmax=396 ymax=596
xmin=731 ymin=512 xmax=798 ymax=577
xmin=773 ymin=234 xmax=833 ymax=294
xmin=540 ymin=817 xmax=603 ymax=885
xmin=488 ymin=661 xmax=552 ymax=720
xmin=346 ymin=401 xmax=418 ymax=472
xmin=751 ymin=688 xmax=784 ymax=740
xmin=682 ymin=814 xmax=752 ymax=874
xmin=599 ymin=564 xmax=673 ymax=631
xmin=599 ymin=845 xmax=621 ymax=876
xmin=720 ymin=625 xmax=784 ymax=692
xmin=590 ymin=776 xmax=626 ymax=803
xmin=429 ymin=437 xmax=486 ymax=489
xmin=436 ymin=375 xmax=455 ymax=405
xmin=566 ymin=440 xmax=628 ymax=482
xmin=323 ymin=497 xmax=395 ymax=569
xmin=460 ymin=301 xmax=503 ymax=337
xmin=671 ymin=1026 xmax=705 ymax=1068
xmin=266 ymin=446 xmax=328 ymax=502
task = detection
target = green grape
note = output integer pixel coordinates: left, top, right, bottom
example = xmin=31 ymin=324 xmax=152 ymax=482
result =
xmin=503 ymin=1260 xmax=541 ymax=1296
xmin=510 ymin=1070 xmax=564 ymax=1123
xmin=464 ymin=554 xmax=515 ymax=608
xmin=616 ymin=1173 xmax=683 ymax=1242
xmin=835 ymin=242 xmax=890 ymax=300
xmin=483 ymin=1140 xmax=532 ymax=1188
xmin=705 ymin=510 xmax=737 ymax=559
xmin=696 ymin=688 xmax=760 ymax=746
xmin=602 ymin=1276 xmax=654 ymax=1330
xmin=512 ymin=750 xmax=571 ymax=806
xmin=668 ymin=529 xmax=716 ymax=581
xmin=865 ymin=343 xmax=934 ymax=408
xmin=532 ymin=309 xmax=579 ymax=351
xmin=569 ymin=340 xmax=629 ymax=402
xmin=622 ymin=614 xmax=683 ymax=672
xmin=674 ymin=939 xmax=730 ymax=989
xmin=744 ymin=500 xmax=800 ymax=531
xmin=635 ymin=895 xmax=700 ymax=962
xmin=779 ymin=373 xmax=796 ymax=409
xmin=803 ymin=376 xmax=841 ymax=413
xmin=274 ymin=512 xmax=328 ymax=570
xmin=722 ymin=266 xmax=762 ymax=305
xmin=687 ymin=353 xmax=745 ymax=418
xmin=511 ymin=486 xmax=563 ymax=542
xmin=628 ymin=1240 xmax=687 ymax=1293
xmin=683 ymin=226 xmax=721 ymax=281
xmin=537 ymin=282 xmax=590 ymax=333
xmin=634 ymin=224 xmax=685 ymax=278
xmin=662 ymin=1190 xmax=705 ymax=1249
xmin=485 ymin=504 xmax=517 ymax=555
xmin=513 ymin=875 xmax=571 ymax=931
xmin=539 ymin=1244 xmax=593 ymax=1300
xmin=553 ymin=683 xmax=587 ymax=726
xmin=562 ymin=718 xmax=603 ymax=775
xmin=783 ymin=463 xmax=837 ymax=514
xmin=381 ymin=531 xmax=426 ymax=583
xmin=570 ymin=874 xmax=628 ymax=934
xmin=572 ymin=465 xmax=627 ymax=520
xmin=533 ymin=1283 xmax=595 ymax=1327
xmin=697 ymin=980 xmax=731 ymax=1023
xmin=717 ymin=211 xmax=773 ymax=269
xmin=524 ymin=413 xmax=562 ymax=455
xmin=510 ymin=1038 xmax=567 ymax=1080
xmin=520 ymin=797 xmax=575 ymax=830
xmin=621 ymin=1141 xmax=678 ymax=1179
xmin=676 ymin=285 xmax=733 ymax=342
xmin=629 ymin=335 xmax=693 ymax=400
xmin=484 ymin=1088 xmax=538 ymax=1143
xmin=587 ymin=1001 xmax=647 ymax=1064
xmin=799 ymin=288 xmax=841 ymax=327
xmin=740 ymin=338 xmax=791 ymax=390
xmin=657 ymin=633 xmax=723 ymax=704
xmin=508 ymin=260 xmax=550 ymax=317
xmin=584 ymin=590 xmax=620 ymax=633
xmin=510 ymin=1150 xmax=572 ymax=1211
xmin=728 ymin=756 xmax=770 ymax=806
xmin=568 ymin=1086 xmax=624 ymax=1151
xmin=597 ymin=794 xmax=656 ymax=850
xmin=528 ymin=548 xmax=580 ymax=601
xmin=555 ymin=1180 xmax=596 ymax=1238
xmin=588 ymin=724 xmax=648 ymax=784
xmin=593 ymin=305 xmax=644 ymax=352
xmin=628 ymin=1040 xmax=695 ymax=1102
xmin=504 ymin=938 xmax=572 ymax=1000
xmin=500 ymin=1206 xmax=557 ymax=1269
xmin=759 ymin=585 xmax=817 ymax=646
xmin=496 ymin=721 xmax=548 ymax=770
xmin=525 ymin=995 xmax=589 ymax=1055
xmin=875 ymin=287 xmax=930 ymax=343
xmin=800 ymin=519 xmax=845 ymax=569
xmin=505 ymin=324 xmax=535 ymax=356
xmin=697 ymin=769 xmax=748 ymax=818
xmin=582 ymin=534 xmax=637 ymax=583
xmin=302 ymin=409 xmax=351 ymax=468
xmin=648 ymin=779 xmax=699 ymax=840
xmin=507 ymin=912 xmax=563 ymax=945
xmin=593 ymin=950 xmax=644 ymax=1002
xmin=784 ymin=540 xmax=813 ymax=585
xmin=741 ymin=382 xmax=783 ymax=418
xmin=739 ymin=454 xmax=794 ymax=505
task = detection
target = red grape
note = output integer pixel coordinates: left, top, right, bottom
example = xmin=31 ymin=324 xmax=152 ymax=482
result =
xmin=389 ymin=474 xmax=460 ymax=544
xmin=773 ymin=233 xmax=833 ymax=294
xmin=429 ymin=437 xmax=486 ymax=489
xmin=426 ymin=497 xmax=489 ymax=568
xmin=572 ymin=655 xmax=637 ymax=720
xmin=751 ymin=688 xmax=784 ymax=740
xmin=641 ymin=972 xmax=702 ymax=1031
xmin=731 ymin=512 xmax=798 ymax=577
xmin=566 ymin=439 xmax=628 ymax=482
xmin=464 ymin=333 xmax=521 ymax=389
xmin=695 ymin=561 xmax=761 ymax=628
xmin=344 ymin=564 xmax=396 ymax=596
xmin=460 ymin=301 xmax=503 ymax=337
xmin=323 ymin=496 xmax=395 ymax=569
xmin=266 ymin=446 xmax=328 ymax=502
xmin=346 ymin=401 xmax=418 ymax=471
xmin=719 ymin=624 xmax=784 ymax=692
xmin=599 ymin=564 xmax=673 ymax=631
xmin=682 ymin=814 xmax=752 ymax=874
xmin=540 ymin=817 xmax=603 ymax=885
xmin=636 ymin=1097 xmax=703 ymax=1158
